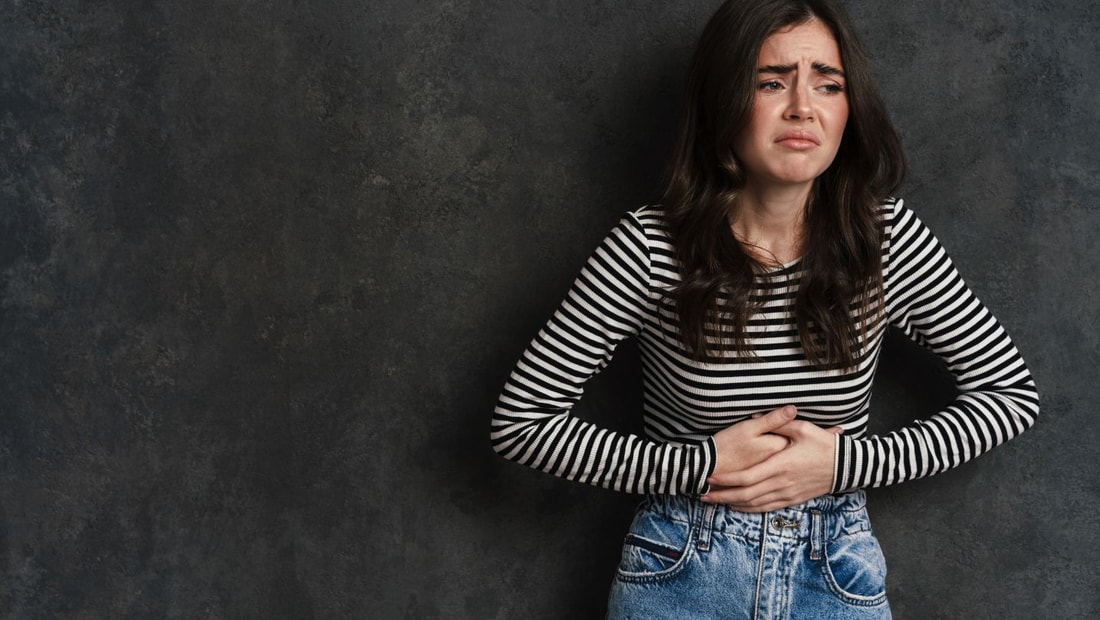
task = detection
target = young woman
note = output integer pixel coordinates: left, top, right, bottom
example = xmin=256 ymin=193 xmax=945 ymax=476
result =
xmin=491 ymin=0 xmax=1039 ymax=617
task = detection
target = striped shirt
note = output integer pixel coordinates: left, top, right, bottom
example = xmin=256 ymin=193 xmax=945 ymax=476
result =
xmin=491 ymin=199 xmax=1039 ymax=495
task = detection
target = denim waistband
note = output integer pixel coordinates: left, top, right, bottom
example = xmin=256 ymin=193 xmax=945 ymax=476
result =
xmin=641 ymin=491 xmax=871 ymax=548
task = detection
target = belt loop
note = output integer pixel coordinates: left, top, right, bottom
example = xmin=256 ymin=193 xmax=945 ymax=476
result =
xmin=695 ymin=501 xmax=717 ymax=551
xmin=809 ymin=510 xmax=823 ymax=560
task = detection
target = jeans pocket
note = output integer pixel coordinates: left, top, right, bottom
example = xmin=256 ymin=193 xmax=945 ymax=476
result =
xmin=820 ymin=530 xmax=888 ymax=606
xmin=614 ymin=508 xmax=694 ymax=584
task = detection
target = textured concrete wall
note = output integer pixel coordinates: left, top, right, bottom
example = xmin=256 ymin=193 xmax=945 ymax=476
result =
xmin=1 ymin=0 xmax=1096 ymax=617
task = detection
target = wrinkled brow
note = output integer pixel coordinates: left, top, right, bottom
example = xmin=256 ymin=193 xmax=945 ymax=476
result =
xmin=758 ymin=62 xmax=845 ymax=77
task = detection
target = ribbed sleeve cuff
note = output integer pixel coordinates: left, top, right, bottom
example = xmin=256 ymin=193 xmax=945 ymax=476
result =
xmin=832 ymin=435 xmax=860 ymax=493
xmin=690 ymin=437 xmax=718 ymax=496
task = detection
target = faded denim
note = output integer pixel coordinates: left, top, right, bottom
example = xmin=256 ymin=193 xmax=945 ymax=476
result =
xmin=607 ymin=491 xmax=890 ymax=619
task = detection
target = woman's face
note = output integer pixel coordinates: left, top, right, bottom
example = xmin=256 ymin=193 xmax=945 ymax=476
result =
xmin=733 ymin=19 xmax=849 ymax=191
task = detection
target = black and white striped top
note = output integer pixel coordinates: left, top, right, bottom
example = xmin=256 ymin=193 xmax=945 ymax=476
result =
xmin=491 ymin=200 xmax=1039 ymax=495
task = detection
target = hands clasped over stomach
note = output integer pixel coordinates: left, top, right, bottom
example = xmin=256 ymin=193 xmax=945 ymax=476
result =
xmin=701 ymin=405 xmax=840 ymax=513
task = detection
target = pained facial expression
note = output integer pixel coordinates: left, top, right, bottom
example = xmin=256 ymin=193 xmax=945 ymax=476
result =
xmin=732 ymin=20 xmax=849 ymax=191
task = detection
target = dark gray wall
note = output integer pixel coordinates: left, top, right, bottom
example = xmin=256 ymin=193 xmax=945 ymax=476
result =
xmin=1 ymin=0 xmax=1096 ymax=617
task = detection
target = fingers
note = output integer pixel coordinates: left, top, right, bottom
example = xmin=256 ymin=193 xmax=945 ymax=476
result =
xmin=769 ymin=419 xmax=842 ymax=439
xmin=721 ymin=490 xmax=786 ymax=512
xmin=724 ymin=495 xmax=799 ymax=513
xmin=702 ymin=478 xmax=792 ymax=510
xmin=702 ymin=420 xmax=838 ymax=509
xmin=750 ymin=405 xmax=797 ymax=433
xmin=708 ymin=453 xmax=783 ymax=489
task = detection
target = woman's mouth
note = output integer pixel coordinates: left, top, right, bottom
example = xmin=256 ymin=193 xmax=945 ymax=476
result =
xmin=775 ymin=130 xmax=821 ymax=150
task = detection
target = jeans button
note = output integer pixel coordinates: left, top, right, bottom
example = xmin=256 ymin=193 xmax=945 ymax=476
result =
xmin=772 ymin=517 xmax=783 ymax=529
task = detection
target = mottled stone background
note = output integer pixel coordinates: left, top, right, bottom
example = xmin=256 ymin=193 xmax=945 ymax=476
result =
xmin=1 ymin=0 xmax=1096 ymax=617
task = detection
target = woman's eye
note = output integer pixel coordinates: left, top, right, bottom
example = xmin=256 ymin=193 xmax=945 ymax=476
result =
xmin=758 ymin=81 xmax=782 ymax=91
xmin=819 ymin=83 xmax=846 ymax=94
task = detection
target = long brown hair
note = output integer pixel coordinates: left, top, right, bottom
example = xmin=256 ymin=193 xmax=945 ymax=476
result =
xmin=663 ymin=0 xmax=906 ymax=369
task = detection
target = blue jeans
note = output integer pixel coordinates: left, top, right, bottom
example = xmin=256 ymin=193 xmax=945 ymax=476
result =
xmin=607 ymin=491 xmax=891 ymax=619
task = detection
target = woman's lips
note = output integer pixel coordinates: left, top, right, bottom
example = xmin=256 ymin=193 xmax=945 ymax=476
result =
xmin=775 ymin=130 xmax=820 ymax=150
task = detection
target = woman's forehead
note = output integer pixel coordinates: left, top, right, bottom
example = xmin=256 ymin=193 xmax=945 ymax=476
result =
xmin=759 ymin=20 xmax=843 ymax=68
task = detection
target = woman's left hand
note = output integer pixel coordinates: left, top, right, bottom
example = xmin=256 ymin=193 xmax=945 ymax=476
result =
xmin=700 ymin=418 xmax=841 ymax=513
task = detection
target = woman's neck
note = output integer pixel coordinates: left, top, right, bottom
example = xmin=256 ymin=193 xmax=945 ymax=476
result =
xmin=730 ymin=181 xmax=810 ymax=265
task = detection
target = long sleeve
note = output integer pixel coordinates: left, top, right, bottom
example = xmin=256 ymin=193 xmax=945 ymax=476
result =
xmin=832 ymin=201 xmax=1040 ymax=492
xmin=490 ymin=213 xmax=716 ymax=495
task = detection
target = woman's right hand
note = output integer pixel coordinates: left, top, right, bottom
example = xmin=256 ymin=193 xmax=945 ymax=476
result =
xmin=709 ymin=405 xmax=798 ymax=479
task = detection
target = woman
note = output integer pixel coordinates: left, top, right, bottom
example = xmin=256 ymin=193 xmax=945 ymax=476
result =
xmin=491 ymin=0 xmax=1039 ymax=617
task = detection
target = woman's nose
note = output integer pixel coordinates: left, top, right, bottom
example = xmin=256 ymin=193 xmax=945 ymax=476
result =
xmin=784 ymin=86 xmax=814 ymax=121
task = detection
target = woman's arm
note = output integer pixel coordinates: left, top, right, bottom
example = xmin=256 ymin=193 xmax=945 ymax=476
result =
xmin=701 ymin=200 xmax=1039 ymax=510
xmin=490 ymin=212 xmax=717 ymax=495
xmin=832 ymin=200 xmax=1040 ymax=492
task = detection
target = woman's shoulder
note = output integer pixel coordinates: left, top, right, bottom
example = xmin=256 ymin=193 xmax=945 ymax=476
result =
xmin=622 ymin=204 xmax=674 ymax=243
xmin=880 ymin=197 xmax=941 ymax=242
xmin=879 ymin=196 xmax=924 ymax=241
xmin=877 ymin=196 xmax=904 ymax=223
xmin=628 ymin=204 xmax=669 ymax=227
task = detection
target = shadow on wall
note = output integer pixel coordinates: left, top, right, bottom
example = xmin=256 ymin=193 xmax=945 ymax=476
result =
xmin=870 ymin=328 xmax=959 ymax=437
xmin=439 ymin=40 xmax=694 ymax=617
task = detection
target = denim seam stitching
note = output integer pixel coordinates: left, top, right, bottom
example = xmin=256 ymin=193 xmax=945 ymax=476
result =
xmin=818 ymin=534 xmax=889 ymax=607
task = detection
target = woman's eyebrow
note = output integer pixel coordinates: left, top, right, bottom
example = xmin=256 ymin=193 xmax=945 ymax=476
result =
xmin=758 ymin=63 xmax=797 ymax=74
xmin=813 ymin=62 xmax=845 ymax=77
xmin=758 ymin=62 xmax=845 ymax=77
